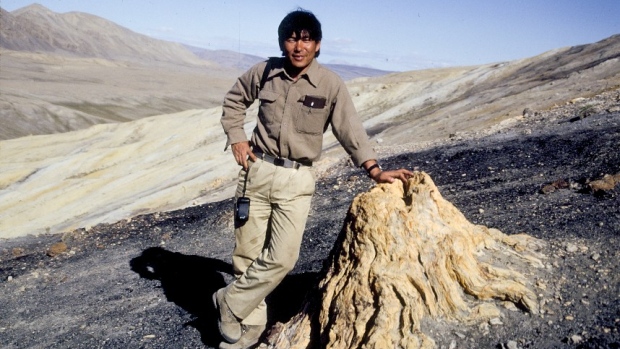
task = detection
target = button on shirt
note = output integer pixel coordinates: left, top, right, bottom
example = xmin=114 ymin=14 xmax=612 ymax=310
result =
xmin=221 ymin=58 xmax=377 ymax=167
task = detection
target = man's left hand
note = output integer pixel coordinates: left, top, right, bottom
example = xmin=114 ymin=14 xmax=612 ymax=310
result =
xmin=371 ymin=168 xmax=414 ymax=184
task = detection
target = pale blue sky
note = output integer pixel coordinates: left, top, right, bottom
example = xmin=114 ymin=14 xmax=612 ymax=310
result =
xmin=3 ymin=1 xmax=620 ymax=71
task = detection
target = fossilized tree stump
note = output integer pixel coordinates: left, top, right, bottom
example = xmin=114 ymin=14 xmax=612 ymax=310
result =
xmin=264 ymin=172 xmax=546 ymax=349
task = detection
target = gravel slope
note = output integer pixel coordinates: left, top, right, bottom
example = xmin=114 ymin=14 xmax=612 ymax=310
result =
xmin=0 ymin=91 xmax=619 ymax=349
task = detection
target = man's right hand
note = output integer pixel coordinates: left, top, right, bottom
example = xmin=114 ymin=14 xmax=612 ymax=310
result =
xmin=231 ymin=141 xmax=257 ymax=170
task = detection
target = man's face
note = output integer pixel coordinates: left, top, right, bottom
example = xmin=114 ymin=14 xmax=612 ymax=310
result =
xmin=283 ymin=30 xmax=321 ymax=73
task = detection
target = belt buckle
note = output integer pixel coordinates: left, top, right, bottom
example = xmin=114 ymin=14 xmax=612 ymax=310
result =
xmin=274 ymin=157 xmax=286 ymax=167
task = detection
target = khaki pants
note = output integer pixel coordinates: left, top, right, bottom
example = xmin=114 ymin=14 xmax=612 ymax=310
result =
xmin=225 ymin=159 xmax=315 ymax=325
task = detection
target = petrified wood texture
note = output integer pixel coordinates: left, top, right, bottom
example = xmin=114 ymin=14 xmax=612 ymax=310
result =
xmin=266 ymin=172 xmax=546 ymax=349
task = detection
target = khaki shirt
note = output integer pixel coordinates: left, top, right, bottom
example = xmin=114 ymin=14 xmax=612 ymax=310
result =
xmin=221 ymin=58 xmax=377 ymax=167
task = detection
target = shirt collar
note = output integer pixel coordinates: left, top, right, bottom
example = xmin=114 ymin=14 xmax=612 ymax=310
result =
xmin=271 ymin=58 xmax=320 ymax=87
xmin=303 ymin=59 xmax=320 ymax=87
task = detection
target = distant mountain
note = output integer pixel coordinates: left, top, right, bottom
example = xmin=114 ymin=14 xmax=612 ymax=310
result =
xmin=323 ymin=63 xmax=394 ymax=81
xmin=0 ymin=4 xmax=206 ymax=66
xmin=0 ymin=4 xmax=393 ymax=79
xmin=185 ymin=45 xmax=265 ymax=70
xmin=185 ymin=45 xmax=393 ymax=80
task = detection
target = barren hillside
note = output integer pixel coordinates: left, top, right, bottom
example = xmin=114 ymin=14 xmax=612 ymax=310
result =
xmin=0 ymin=4 xmax=244 ymax=141
xmin=0 ymin=4 xmax=205 ymax=65
xmin=346 ymin=34 xmax=620 ymax=144
xmin=0 ymin=50 xmax=239 ymax=140
xmin=0 ymin=91 xmax=618 ymax=348
xmin=1 ymin=31 xmax=620 ymax=239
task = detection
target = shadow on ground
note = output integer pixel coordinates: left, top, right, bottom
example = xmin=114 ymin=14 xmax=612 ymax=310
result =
xmin=130 ymin=247 xmax=319 ymax=346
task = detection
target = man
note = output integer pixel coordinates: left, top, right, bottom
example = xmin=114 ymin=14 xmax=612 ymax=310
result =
xmin=216 ymin=9 xmax=413 ymax=348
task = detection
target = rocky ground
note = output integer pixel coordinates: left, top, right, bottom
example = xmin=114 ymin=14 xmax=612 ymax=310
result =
xmin=1 ymin=90 xmax=619 ymax=349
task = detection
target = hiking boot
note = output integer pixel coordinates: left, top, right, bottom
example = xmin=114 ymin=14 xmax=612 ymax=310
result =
xmin=212 ymin=287 xmax=242 ymax=343
xmin=219 ymin=324 xmax=266 ymax=349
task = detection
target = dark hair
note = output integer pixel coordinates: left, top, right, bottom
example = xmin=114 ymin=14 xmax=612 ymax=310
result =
xmin=278 ymin=9 xmax=322 ymax=57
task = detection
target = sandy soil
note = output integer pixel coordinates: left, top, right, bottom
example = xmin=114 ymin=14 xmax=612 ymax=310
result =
xmin=0 ymin=92 xmax=619 ymax=348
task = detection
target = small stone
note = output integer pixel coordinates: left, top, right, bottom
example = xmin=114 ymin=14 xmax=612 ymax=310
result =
xmin=47 ymin=242 xmax=68 ymax=257
xmin=478 ymin=208 xmax=485 ymax=214
xmin=143 ymin=334 xmax=156 ymax=339
xmin=479 ymin=322 xmax=490 ymax=333
xmin=506 ymin=340 xmax=519 ymax=349
xmin=7 ymin=276 xmax=13 ymax=282
xmin=565 ymin=243 xmax=578 ymax=253
xmin=565 ymin=315 xmax=575 ymax=321
xmin=502 ymin=301 xmax=519 ymax=312
xmin=12 ymin=247 xmax=25 ymax=257
xmin=540 ymin=184 xmax=556 ymax=194
xmin=552 ymin=178 xmax=569 ymax=189
xmin=570 ymin=335 xmax=583 ymax=344
xmin=489 ymin=317 xmax=503 ymax=325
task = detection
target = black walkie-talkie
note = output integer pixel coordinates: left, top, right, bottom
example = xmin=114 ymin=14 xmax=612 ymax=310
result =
xmin=235 ymin=169 xmax=250 ymax=222
xmin=235 ymin=196 xmax=250 ymax=222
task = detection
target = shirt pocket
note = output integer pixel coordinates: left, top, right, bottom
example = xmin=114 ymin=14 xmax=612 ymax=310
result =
xmin=258 ymin=90 xmax=281 ymax=125
xmin=294 ymin=95 xmax=330 ymax=135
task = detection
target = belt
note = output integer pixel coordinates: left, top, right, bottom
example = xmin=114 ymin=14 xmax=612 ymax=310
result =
xmin=253 ymin=151 xmax=311 ymax=169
